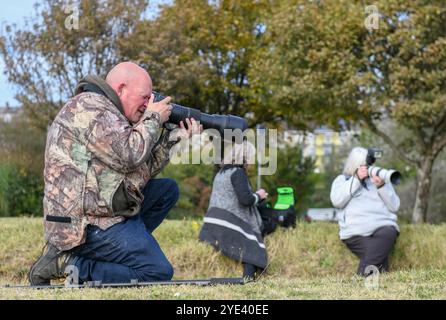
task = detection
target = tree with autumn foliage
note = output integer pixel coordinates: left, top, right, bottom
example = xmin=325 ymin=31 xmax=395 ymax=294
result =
xmin=1 ymin=0 xmax=445 ymax=222
xmin=249 ymin=0 xmax=446 ymax=223
xmin=0 ymin=0 xmax=147 ymax=130
xmin=119 ymin=0 xmax=268 ymax=118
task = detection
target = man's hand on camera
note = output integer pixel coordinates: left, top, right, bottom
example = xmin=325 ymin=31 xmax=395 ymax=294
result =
xmin=256 ymin=189 xmax=268 ymax=200
xmin=371 ymin=175 xmax=385 ymax=188
xmin=179 ymin=118 xmax=203 ymax=139
xmin=169 ymin=118 xmax=203 ymax=142
xmin=356 ymin=165 xmax=369 ymax=180
xmin=146 ymin=94 xmax=172 ymax=123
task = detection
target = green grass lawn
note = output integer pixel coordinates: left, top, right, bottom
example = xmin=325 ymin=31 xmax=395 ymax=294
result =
xmin=1 ymin=217 xmax=446 ymax=299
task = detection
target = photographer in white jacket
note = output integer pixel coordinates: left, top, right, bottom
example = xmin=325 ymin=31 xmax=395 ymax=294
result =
xmin=330 ymin=147 xmax=400 ymax=276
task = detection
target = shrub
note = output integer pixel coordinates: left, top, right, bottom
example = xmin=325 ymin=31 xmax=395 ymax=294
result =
xmin=0 ymin=164 xmax=43 ymax=217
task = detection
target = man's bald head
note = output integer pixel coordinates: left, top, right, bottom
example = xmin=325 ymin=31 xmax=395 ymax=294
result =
xmin=106 ymin=62 xmax=153 ymax=123
xmin=106 ymin=62 xmax=151 ymax=87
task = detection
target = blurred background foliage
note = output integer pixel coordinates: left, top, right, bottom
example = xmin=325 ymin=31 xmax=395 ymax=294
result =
xmin=1 ymin=0 xmax=445 ymax=222
xmin=0 ymin=117 xmax=45 ymax=217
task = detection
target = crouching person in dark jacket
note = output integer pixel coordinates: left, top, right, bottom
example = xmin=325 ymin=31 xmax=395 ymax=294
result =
xmin=199 ymin=141 xmax=274 ymax=280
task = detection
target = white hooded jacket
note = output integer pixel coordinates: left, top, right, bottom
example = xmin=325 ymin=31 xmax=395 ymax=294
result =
xmin=330 ymin=175 xmax=400 ymax=240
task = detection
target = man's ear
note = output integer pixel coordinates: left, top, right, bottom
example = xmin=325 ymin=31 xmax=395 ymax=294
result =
xmin=117 ymin=83 xmax=126 ymax=97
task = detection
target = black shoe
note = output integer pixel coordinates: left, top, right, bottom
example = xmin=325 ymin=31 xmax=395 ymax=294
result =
xmin=243 ymin=263 xmax=259 ymax=282
xmin=28 ymin=242 xmax=72 ymax=286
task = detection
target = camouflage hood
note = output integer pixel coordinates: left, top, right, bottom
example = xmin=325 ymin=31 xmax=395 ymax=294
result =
xmin=75 ymin=75 xmax=125 ymax=116
xmin=43 ymin=77 xmax=175 ymax=251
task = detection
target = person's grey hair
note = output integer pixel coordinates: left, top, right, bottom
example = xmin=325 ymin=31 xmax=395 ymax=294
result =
xmin=222 ymin=141 xmax=256 ymax=166
xmin=343 ymin=147 xmax=368 ymax=176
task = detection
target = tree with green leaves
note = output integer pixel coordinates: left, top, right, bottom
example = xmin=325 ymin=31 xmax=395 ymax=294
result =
xmin=249 ymin=0 xmax=446 ymax=223
xmin=0 ymin=115 xmax=46 ymax=216
xmin=1 ymin=0 xmax=268 ymax=125
xmin=120 ymin=0 xmax=268 ymax=118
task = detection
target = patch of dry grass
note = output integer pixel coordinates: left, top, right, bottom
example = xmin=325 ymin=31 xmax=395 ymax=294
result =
xmin=1 ymin=217 xmax=446 ymax=299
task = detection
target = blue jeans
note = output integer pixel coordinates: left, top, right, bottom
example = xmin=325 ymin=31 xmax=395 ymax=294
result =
xmin=71 ymin=178 xmax=179 ymax=283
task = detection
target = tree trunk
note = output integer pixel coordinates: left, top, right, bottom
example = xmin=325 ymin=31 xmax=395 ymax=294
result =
xmin=412 ymin=156 xmax=435 ymax=223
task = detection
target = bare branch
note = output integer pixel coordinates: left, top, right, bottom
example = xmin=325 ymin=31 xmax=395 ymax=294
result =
xmin=433 ymin=134 xmax=446 ymax=158
xmin=363 ymin=118 xmax=420 ymax=167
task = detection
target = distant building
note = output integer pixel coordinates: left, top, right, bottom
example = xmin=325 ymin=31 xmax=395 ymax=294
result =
xmin=0 ymin=106 xmax=21 ymax=123
xmin=283 ymin=127 xmax=359 ymax=172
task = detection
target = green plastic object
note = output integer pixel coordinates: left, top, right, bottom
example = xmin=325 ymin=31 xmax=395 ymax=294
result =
xmin=273 ymin=187 xmax=295 ymax=210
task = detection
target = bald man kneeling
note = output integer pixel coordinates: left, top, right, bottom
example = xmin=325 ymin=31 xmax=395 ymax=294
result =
xmin=29 ymin=62 xmax=202 ymax=285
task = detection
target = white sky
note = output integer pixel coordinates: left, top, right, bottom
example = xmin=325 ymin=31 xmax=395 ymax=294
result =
xmin=0 ymin=1 xmax=36 ymax=106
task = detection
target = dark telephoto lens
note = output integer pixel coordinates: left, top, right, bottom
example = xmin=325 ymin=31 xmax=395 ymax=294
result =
xmin=152 ymin=92 xmax=248 ymax=134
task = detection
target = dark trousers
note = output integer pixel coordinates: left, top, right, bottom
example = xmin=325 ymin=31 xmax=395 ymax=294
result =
xmin=343 ymin=226 xmax=399 ymax=276
xmin=71 ymin=178 xmax=179 ymax=283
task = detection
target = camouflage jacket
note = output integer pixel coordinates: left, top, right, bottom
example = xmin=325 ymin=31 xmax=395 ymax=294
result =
xmin=44 ymin=92 xmax=176 ymax=251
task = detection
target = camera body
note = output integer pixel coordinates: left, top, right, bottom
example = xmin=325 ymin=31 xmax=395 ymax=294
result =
xmin=366 ymin=148 xmax=383 ymax=166
xmin=365 ymin=148 xmax=401 ymax=185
